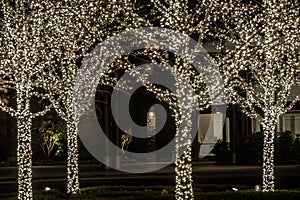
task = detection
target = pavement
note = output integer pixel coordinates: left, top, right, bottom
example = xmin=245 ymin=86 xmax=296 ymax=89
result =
xmin=0 ymin=162 xmax=299 ymax=194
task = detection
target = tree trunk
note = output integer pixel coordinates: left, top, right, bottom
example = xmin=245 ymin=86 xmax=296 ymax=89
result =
xmin=174 ymin=111 xmax=194 ymax=200
xmin=175 ymin=147 xmax=194 ymax=200
xmin=173 ymin=72 xmax=194 ymax=200
xmin=17 ymin=117 xmax=33 ymax=200
xmin=262 ymin=114 xmax=277 ymax=192
xmin=67 ymin=120 xmax=80 ymax=194
xmin=16 ymin=83 xmax=33 ymax=200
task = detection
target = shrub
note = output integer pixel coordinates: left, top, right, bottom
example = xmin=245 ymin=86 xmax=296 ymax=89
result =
xmin=235 ymin=132 xmax=263 ymax=164
xmin=230 ymin=131 xmax=300 ymax=164
xmin=274 ymin=131 xmax=294 ymax=164
xmin=1 ymin=185 xmax=300 ymax=200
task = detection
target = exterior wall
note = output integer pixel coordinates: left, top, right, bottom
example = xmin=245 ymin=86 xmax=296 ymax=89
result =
xmin=0 ymin=111 xmax=7 ymax=161
xmin=0 ymin=112 xmax=16 ymax=162
xmin=278 ymin=113 xmax=300 ymax=139
xmin=249 ymin=112 xmax=300 ymax=138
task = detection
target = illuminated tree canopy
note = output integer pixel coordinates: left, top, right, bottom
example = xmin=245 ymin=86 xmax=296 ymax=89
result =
xmin=211 ymin=0 xmax=300 ymax=191
xmin=0 ymin=1 xmax=299 ymax=200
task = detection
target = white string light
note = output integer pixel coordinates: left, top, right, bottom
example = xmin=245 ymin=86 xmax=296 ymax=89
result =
xmin=0 ymin=0 xmax=149 ymax=198
xmin=0 ymin=1 xmax=58 ymax=199
xmin=136 ymin=1 xmax=223 ymax=199
xmin=212 ymin=0 xmax=300 ymax=192
xmin=36 ymin=0 xmax=150 ymax=195
xmin=3 ymin=0 xmax=291 ymax=199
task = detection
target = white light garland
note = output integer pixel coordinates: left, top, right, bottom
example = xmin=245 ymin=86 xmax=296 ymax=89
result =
xmin=135 ymin=1 xmax=223 ymax=199
xmin=212 ymin=0 xmax=300 ymax=192
xmin=0 ymin=1 xmax=58 ymax=199
xmin=36 ymin=0 xmax=150 ymax=195
xmin=0 ymin=0 xmax=148 ymax=197
xmin=3 ymin=0 xmax=288 ymax=199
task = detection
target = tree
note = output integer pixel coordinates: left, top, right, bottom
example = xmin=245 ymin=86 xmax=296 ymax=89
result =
xmin=121 ymin=128 xmax=132 ymax=153
xmin=34 ymin=117 xmax=66 ymax=159
xmin=130 ymin=1 xmax=225 ymax=199
xmin=0 ymin=1 xmax=55 ymax=199
xmin=38 ymin=0 xmax=150 ymax=194
xmin=212 ymin=0 xmax=300 ymax=191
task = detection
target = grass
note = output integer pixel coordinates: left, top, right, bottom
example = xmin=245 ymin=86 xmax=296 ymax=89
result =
xmin=1 ymin=185 xmax=300 ymax=200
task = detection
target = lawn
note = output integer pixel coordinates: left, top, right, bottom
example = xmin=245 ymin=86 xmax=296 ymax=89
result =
xmin=1 ymin=185 xmax=300 ymax=200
